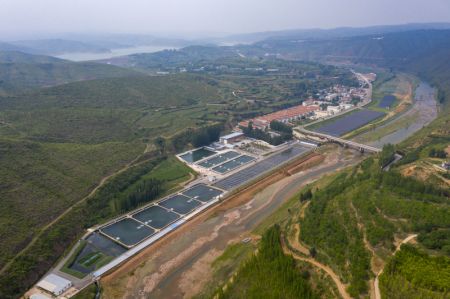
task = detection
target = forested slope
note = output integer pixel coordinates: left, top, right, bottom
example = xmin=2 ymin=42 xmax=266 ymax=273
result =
xmin=0 ymin=51 xmax=139 ymax=95
xmin=0 ymin=72 xmax=225 ymax=298
xmin=206 ymin=29 xmax=450 ymax=297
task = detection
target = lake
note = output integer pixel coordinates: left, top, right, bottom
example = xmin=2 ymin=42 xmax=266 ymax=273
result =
xmin=56 ymin=45 xmax=178 ymax=61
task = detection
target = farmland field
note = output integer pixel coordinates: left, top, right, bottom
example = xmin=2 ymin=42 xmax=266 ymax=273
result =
xmin=313 ymin=109 xmax=385 ymax=136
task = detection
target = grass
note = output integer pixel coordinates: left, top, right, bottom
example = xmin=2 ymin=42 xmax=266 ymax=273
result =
xmin=0 ymin=139 xmax=144 ymax=269
xmin=61 ymin=240 xmax=88 ymax=279
xmin=354 ymin=111 xmax=419 ymax=143
xmin=142 ymin=156 xmax=196 ymax=193
xmin=72 ymin=284 xmax=97 ymax=299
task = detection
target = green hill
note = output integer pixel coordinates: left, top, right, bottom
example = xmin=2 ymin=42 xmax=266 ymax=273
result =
xmin=0 ymin=74 xmax=221 ymax=143
xmin=0 ymin=51 xmax=140 ymax=95
xmin=198 ymin=29 xmax=450 ymax=299
xmin=102 ymin=45 xmax=238 ymax=70
xmin=11 ymin=39 xmax=110 ymax=55
xmin=0 ymin=72 xmax=224 ymax=298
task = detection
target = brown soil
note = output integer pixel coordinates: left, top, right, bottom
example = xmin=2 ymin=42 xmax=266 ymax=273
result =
xmin=101 ymin=152 xmax=323 ymax=284
xmin=281 ymin=235 xmax=351 ymax=299
xmin=287 ymin=153 xmax=325 ymax=175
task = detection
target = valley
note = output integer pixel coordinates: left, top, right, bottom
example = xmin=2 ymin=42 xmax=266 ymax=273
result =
xmin=0 ymin=21 xmax=448 ymax=299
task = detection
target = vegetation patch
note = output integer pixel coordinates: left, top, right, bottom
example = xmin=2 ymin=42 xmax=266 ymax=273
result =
xmin=380 ymin=244 xmax=450 ymax=298
xmin=213 ymin=225 xmax=318 ymax=299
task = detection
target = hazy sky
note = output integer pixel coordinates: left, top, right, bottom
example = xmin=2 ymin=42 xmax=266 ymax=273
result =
xmin=2 ymin=0 xmax=450 ymax=38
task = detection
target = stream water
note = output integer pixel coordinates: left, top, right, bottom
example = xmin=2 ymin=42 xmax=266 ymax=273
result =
xmin=356 ymin=82 xmax=438 ymax=147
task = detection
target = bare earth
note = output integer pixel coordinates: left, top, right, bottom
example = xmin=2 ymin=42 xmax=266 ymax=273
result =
xmin=101 ymin=147 xmax=362 ymax=298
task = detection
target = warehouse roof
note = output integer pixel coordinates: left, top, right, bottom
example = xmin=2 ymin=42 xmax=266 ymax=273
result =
xmin=36 ymin=274 xmax=71 ymax=295
xmin=220 ymin=132 xmax=244 ymax=140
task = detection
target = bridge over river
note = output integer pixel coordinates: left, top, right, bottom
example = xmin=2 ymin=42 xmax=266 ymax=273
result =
xmin=296 ymin=127 xmax=382 ymax=153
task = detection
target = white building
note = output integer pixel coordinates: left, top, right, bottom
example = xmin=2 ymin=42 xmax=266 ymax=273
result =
xmin=313 ymin=110 xmax=329 ymax=119
xmin=327 ymin=105 xmax=341 ymax=114
xmin=36 ymin=274 xmax=72 ymax=296
xmin=340 ymin=103 xmax=354 ymax=110
xmin=219 ymin=132 xmax=245 ymax=145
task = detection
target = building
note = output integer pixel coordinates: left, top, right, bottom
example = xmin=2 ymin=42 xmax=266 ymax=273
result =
xmin=302 ymin=99 xmax=315 ymax=106
xmin=313 ymin=110 xmax=329 ymax=119
xmin=36 ymin=274 xmax=72 ymax=296
xmin=239 ymin=104 xmax=319 ymax=130
xmin=219 ymin=132 xmax=245 ymax=145
xmin=327 ymin=105 xmax=341 ymax=114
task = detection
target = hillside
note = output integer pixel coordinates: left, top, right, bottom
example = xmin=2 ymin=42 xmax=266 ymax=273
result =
xmin=101 ymin=45 xmax=238 ymax=70
xmin=0 ymin=51 xmax=140 ymax=95
xmin=219 ymin=22 xmax=450 ymax=44
xmin=195 ymin=29 xmax=450 ymax=299
xmin=255 ymin=29 xmax=450 ymax=75
xmin=0 ymin=71 xmax=228 ymax=298
xmin=10 ymin=39 xmax=110 ymax=55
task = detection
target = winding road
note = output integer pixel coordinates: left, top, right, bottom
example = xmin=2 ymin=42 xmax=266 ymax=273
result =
xmin=373 ymin=234 xmax=418 ymax=299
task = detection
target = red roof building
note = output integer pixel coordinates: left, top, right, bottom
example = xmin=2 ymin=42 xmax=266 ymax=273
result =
xmin=239 ymin=104 xmax=319 ymax=130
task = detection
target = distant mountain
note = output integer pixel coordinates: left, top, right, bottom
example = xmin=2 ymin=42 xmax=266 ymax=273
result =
xmin=219 ymin=22 xmax=450 ymax=44
xmin=250 ymin=29 xmax=450 ymax=108
xmin=100 ymin=45 xmax=238 ymax=70
xmin=10 ymin=39 xmax=111 ymax=55
xmin=0 ymin=50 xmax=61 ymax=63
xmin=54 ymin=33 xmax=196 ymax=48
xmin=253 ymin=29 xmax=450 ymax=70
xmin=0 ymin=50 xmax=140 ymax=94
xmin=0 ymin=41 xmax=36 ymax=53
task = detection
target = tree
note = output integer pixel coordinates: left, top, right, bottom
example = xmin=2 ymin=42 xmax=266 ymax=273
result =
xmin=300 ymin=189 xmax=313 ymax=202
xmin=154 ymin=136 xmax=166 ymax=154
xmin=379 ymin=143 xmax=396 ymax=168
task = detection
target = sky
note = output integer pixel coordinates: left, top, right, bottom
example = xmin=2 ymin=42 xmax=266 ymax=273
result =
xmin=2 ymin=0 xmax=450 ymax=39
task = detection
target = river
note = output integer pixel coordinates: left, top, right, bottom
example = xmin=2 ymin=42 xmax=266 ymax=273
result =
xmin=100 ymin=147 xmax=362 ymax=298
xmin=355 ymin=82 xmax=438 ymax=147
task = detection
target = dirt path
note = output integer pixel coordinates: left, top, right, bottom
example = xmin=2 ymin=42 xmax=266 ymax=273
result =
xmin=349 ymin=201 xmax=386 ymax=299
xmin=0 ymin=146 xmax=150 ymax=276
xmin=373 ymin=234 xmax=417 ymax=299
xmin=286 ymin=200 xmax=350 ymax=299
xmin=287 ymin=201 xmax=310 ymax=256
xmin=281 ymin=236 xmax=351 ymax=299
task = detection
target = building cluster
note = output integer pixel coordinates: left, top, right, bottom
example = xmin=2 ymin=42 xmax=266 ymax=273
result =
xmin=238 ymin=104 xmax=320 ymax=130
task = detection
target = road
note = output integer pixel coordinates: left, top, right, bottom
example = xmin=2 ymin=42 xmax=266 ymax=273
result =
xmin=282 ymin=237 xmax=351 ymax=299
xmin=283 ymin=203 xmax=351 ymax=299
xmin=373 ymin=234 xmax=417 ymax=299
xmin=100 ymin=147 xmax=363 ymax=298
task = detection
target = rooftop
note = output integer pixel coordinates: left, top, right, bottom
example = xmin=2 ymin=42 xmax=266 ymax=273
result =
xmin=220 ymin=132 xmax=244 ymax=140
xmin=36 ymin=274 xmax=71 ymax=295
